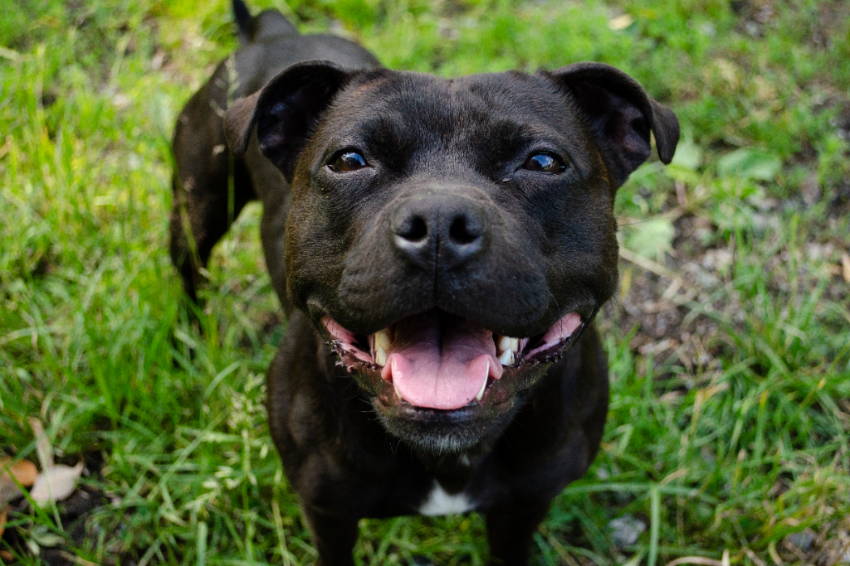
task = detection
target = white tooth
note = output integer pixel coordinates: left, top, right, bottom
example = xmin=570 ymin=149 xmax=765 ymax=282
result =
xmin=497 ymin=336 xmax=519 ymax=355
xmin=375 ymin=346 xmax=387 ymax=366
xmin=374 ymin=329 xmax=391 ymax=351
xmin=373 ymin=329 xmax=391 ymax=366
xmin=498 ymin=349 xmax=515 ymax=366
xmin=475 ymin=378 xmax=488 ymax=401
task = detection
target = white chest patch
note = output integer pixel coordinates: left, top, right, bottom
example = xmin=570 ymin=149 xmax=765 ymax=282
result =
xmin=417 ymin=482 xmax=474 ymax=516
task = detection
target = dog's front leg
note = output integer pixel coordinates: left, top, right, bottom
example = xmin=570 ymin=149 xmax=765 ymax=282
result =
xmin=304 ymin=506 xmax=358 ymax=566
xmin=484 ymin=501 xmax=551 ymax=566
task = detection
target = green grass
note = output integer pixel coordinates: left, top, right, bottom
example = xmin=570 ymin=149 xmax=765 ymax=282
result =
xmin=1 ymin=0 xmax=849 ymax=564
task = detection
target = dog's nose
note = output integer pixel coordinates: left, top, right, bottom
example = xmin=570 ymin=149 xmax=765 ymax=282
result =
xmin=391 ymin=196 xmax=487 ymax=270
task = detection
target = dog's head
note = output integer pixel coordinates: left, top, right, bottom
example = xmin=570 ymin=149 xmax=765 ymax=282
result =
xmin=225 ymin=61 xmax=678 ymax=452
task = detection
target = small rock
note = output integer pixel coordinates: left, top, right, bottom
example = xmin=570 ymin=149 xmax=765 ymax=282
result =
xmin=784 ymin=529 xmax=816 ymax=552
xmin=608 ymin=515 xmax=646 ymax=548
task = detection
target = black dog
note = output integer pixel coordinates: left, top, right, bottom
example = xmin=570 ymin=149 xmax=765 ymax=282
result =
xmin=170 ymin=2 xmax=678 ymax=564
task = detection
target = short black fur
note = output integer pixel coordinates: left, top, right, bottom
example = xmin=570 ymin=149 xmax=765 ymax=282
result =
xmin=169 ymin=3 xmax=678 ymax=565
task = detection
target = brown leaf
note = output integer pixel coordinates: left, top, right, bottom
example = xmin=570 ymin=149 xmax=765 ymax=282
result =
xmin=0 ymin=507 xmax=6 ymax=537
xmin=841 ymin=253 xmax=850 ymax=283
xmin=6 ymin=460 xmax=37 ymax=487
xmin=0 ymin=459 xmax=38 ymax=505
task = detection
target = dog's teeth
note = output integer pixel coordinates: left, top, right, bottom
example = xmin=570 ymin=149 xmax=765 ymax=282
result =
xmin=497 ymin=336 xmax=519 ymax=354
xmin=375 ymin=348 xmax=387 ymax=366
xmin=373 ymin=329 xmax=391 ymax=366
xmin=497 ymin=337 xmax=520 ymax=366
xmin=475 ymin=378 xmax=488 ymax=401
xmin=374 ymin=329 xmax=391 ymax=351
xmin=498 ymin=349 xmax=515 ymax=366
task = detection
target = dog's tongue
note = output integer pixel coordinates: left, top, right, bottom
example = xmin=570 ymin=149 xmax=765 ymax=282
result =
xmin=381 ymin=312 xmax=502 ymax=410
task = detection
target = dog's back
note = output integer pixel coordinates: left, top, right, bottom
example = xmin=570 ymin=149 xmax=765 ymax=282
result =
xmin=169 ymin=0 xmax=379 ymax=304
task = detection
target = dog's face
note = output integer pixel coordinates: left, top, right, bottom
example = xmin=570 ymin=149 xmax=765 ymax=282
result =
xmin=226 ymin=62 xmax=678 ymax=452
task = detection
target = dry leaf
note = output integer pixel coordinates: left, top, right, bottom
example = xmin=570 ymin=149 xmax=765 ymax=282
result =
xmin=841 ymin=253 xmax=850 ymax=283
xmin=30 ymin=462 xmax=83 ymax=505
xmin=6 ymin=460 xmax=37 ymax=487
xmin=0 ymin=508 xmax=6 ymax=537
xmin=0 ymin=549 xmax=12 ymax=561
xmin=609 ymin=14 xmax=634 ymax=30
xmin=0 ymin=459 xmax=38 ymax=505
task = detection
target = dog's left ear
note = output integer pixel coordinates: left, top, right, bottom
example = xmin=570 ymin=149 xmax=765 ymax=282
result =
xmin=546 ymin=62 xmax=679 ymax=187
xmin=224 ymin=61 xmax=351 ymax=180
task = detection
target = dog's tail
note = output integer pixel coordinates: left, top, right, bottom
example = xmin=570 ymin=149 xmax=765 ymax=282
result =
xmin=232 ymin=0 xmax=253 ymax=41
xmin=233 ymin=0 xmax=298 ymax=44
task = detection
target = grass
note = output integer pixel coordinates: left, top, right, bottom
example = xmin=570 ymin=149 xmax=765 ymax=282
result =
xmin=1 ymin=0 xmax=849 ymax=564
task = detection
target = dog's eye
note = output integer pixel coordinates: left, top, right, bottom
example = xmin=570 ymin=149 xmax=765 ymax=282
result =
xmin=522 ymin=152 xmax=567 ymax=174
xmin=328 ymin=150 xmax=368 ymax=173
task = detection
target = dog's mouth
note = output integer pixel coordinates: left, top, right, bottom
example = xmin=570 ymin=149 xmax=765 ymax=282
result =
xmin=322 ymin=309 xmax=585 ymax=411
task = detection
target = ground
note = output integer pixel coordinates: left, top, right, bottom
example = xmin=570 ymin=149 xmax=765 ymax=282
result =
xmin=0 ymin=0 xmax=849 ymax=564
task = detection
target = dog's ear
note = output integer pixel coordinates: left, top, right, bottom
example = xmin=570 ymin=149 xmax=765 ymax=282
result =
xmin=224 ymin=61 xmax=350 ymax=179
xmin=546 ymin=62 xmax=679 ymax=187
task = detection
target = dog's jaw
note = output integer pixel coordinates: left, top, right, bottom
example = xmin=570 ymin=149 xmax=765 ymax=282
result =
xmin=322 ymin=309 xmax=587 ymax=412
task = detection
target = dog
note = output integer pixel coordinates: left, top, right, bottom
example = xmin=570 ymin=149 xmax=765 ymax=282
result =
xmin=169 ymin=2 xmax=678 ymax=564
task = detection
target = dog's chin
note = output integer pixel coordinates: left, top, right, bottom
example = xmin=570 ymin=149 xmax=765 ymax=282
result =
xmin=371 ymin=399 xmax=525 ymax=453
xmin=320 ymin=307 xmax=590 ymax=453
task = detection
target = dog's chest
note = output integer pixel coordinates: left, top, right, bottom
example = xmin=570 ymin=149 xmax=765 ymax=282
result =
xmin=414 ymin=455 xmax=476 ymax=516
xmin=417 ymin=481 xmax=475 ymax=516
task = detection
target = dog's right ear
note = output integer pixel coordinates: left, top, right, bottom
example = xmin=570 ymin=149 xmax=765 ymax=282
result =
xmin=224 ymin=61 xmax=350 ymax=180
xmin=545 ymin=62 xmax=679 ymax=188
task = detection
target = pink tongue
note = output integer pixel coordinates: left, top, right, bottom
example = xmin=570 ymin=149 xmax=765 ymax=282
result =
xmin=381 ymin=312 xmax=502 ymax=410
